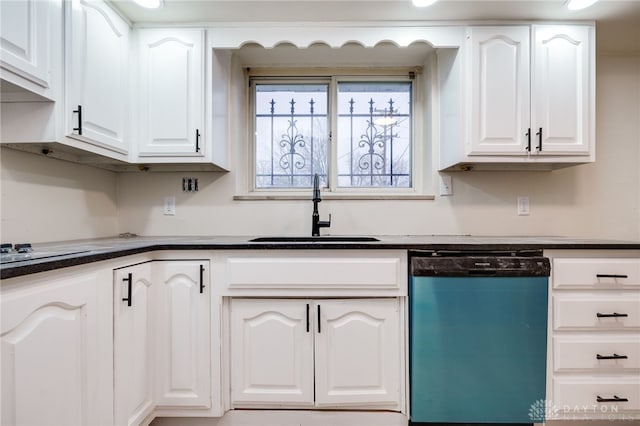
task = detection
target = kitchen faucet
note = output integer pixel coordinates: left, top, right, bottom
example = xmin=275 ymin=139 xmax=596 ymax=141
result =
xmin=312 ymin=174 xmax=331 ymax=236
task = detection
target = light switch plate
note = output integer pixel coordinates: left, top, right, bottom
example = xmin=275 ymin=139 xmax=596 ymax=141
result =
xmin=164 ymin=196 xmax=176 ymax=215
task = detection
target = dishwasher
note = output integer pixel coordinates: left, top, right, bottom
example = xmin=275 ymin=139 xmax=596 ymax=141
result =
xmin=409 ymin=250 xmax=550 ymax=425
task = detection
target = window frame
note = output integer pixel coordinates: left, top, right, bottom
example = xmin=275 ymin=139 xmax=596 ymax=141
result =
xmin=247 ymin=68 xmax=426 ymax=197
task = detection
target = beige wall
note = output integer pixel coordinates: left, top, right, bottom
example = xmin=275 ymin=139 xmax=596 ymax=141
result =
xmin=1 ymin=26 xmax=639 ymax=243
xmin=0 ymin=147 xmax=118 ymax=243
xmin=115 ymin=52 xmax=640 ymax=240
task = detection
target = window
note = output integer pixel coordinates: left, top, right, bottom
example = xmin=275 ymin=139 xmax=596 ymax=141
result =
xmin=251 ymin=74 xmax=414 ymax=191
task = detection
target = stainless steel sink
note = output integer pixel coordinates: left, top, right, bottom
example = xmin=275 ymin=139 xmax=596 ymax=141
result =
xmin=249 ymin=236 xmax=380 ymax=243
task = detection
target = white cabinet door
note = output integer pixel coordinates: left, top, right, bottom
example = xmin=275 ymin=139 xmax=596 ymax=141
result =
xmin=1 ymin=269 xmax=113 ymax=426
xmin=230 ymin=299 xmax=315 ymax=407
xmin=155 ymin=261 xmax=211 ymax=408
xmin=114 ymin=262 xmax=155 ymax=426
xmin=66 ymin=0 xmax=129 ymax=154
xmin=0 ymin=0 xmax=51 ymax=91
xmin=137 ymin=28 xmax=205 ymax=157
xmin=314 ymin=299 xmax=401 ymax=408
xmin=468 ymin=26 xmax=530 ymax=155
xmin=532 ymin=25 xmax=592 ymax=155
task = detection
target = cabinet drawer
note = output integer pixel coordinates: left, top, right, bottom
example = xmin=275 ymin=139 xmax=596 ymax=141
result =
xmin=553 ymin=258 xmax=640 ymax=289
xmin=554 ymin=336 xmax=640 ymax=372
xmin=553 ymin=377 xmax=640 ymax=412
xmin=225 ymin=254 xmax=404 ymax=290
xmin=553 ymin=294 xmax=640 ymax=330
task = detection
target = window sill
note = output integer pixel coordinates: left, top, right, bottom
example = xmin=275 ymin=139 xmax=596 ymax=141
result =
xmin=233 ymin=193 xmax=435 ymax=201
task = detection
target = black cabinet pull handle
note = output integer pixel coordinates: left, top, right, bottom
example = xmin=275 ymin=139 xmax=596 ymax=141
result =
xmin=196 ymin=129 xmax=201 ymax=152
xmin=597 ymin=274 xmax=629 ymax=279
xmin=597 ymin=353 xmax=628 ymax=360
xmin=597 ymin=312 xmax=628 ymax=318
xmin=597 ymin=395 xmax=629 ymax=403
xmin=535 ymin=127 xmax=542 ymax=151
xmin=73 ymin=105 xmax=83 ymax=135
xmin=306 ymin=304 xmax=310 ymax=333
xmin=122 ymin=273 xmax=132 ymax=306
xmin=317 ymin=304 xmax=321 ymax=334
xmin=199 ymin=264 xmax=205 ymax=294
xmin=525 ymin=128 xmax=531 ymax=152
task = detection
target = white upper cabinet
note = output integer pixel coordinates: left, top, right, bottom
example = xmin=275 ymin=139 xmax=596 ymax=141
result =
xmin=468 ymin=26 xmax=530 ymax=154
xmin=532 ymin=25 xmax=592 ymax=155
xmin=0 ymin=0 xmax=54 ymax=98
xmin=137 ymin=28 xmax=205 ymax=158
xmin=459 ymin=24 xmax=594 ymax=168
xmin=468 ymin=25 xmax=592 ymax=156
xmin=66 ymin=0 xmax=130 ymax=155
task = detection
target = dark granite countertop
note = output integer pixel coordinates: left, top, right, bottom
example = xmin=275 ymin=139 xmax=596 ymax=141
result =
xmin=2 ymin=235 xmax=640 ymax=280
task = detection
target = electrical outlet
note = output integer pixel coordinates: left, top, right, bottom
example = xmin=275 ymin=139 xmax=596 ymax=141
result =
xmin=164 ymin=196 xmax=176 ymax=215
xmin=182 ymin=177 xmax=199 ymax=192
xmin=440 ymin=174 xmax=453 ymax=196
xmin=517 ymin=196 xmax=530 ymax=216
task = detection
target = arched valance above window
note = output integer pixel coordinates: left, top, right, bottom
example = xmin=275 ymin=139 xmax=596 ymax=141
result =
xmin=207 ymin=24 xmax=465 ymax=49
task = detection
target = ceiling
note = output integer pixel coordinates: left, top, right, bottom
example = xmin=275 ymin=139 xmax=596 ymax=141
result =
xmin=111 ymin=0 xmax=640 ymax=24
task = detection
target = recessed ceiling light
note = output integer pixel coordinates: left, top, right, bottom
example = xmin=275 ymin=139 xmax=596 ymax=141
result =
xmin=566 ymin=0 xmax=598 ymax=11
xmin=132 ymin=0 xmax=163 ymax=9
xmin=412 ymin=0 xmax=438 ymax=7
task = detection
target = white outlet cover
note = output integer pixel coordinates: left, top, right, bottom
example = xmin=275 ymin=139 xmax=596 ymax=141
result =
xmin=517 ymin=196 xmax=530 ymax=216
xmin=440 ymin=175 xmax=453 ymax=196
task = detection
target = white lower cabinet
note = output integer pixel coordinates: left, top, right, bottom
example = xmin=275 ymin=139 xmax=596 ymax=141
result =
xmin=230 ymin=298 xmax=401 ymax=410
xmin=155 ymin=261 xmax=211 ymax=408
xmin=1 ymin=267 xmax=113 ymax=426
xmin=114 ymin=259 xmax=211 ymax=425
xmin=547 ymin=250 xmax=640 ymax=421
xmin=114 ymin=262 xmax=155 ymax=426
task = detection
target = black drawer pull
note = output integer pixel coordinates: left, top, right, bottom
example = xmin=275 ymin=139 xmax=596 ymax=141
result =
xmin=306 ymin=303 xmax=310 ymax=333
xmin=199 ymin=264 xmax=205 ymax=294
xmin=597 ymin=395 xmax=628 ymax=403
xmin=597 ymin=353 xmax=628 ymax=360
xmin=596 ymin=274 xmax=629 ymax=279
xmin=597 ymin=312 xmax=628 ymax=318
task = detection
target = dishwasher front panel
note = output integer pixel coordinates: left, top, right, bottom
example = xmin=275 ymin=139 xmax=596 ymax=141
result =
xmin=409 ymin=275 xmax=548 ymax=424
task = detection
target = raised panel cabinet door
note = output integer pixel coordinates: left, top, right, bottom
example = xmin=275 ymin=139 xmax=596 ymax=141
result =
xmin=1 ymin=270 xmax=113 ymax=426
xmin=467 ymin=26 xmax=531 ymax=155
xmin=314 ymin=298 xmax=401 ymax=409
xmin=67 ymin=0 xmax=129 ymax=154
xmin=114 ymin=263 xmax=155 ymax=426
xmin=532 ymin=25 xmax=593 ymax=155
xmin=0 ymin=0 xmax=51 ymax=89
xmin=137 ymin=28 xmax=205 ymax=157
xmin=230 ymin=299 xmax=314 ymax=407
xmin=154 ymin=261 xmax=211 ymax=408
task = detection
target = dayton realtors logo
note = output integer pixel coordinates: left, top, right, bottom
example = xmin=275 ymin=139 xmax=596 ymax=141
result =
xmin=529 ymin=399 xmax=634 ymax=421
xmin=529 ymin=399 xmax=559 ymax=421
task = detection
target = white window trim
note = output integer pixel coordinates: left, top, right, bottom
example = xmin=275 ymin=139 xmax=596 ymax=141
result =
xmin=240 ymin=68 xmax=430 ymax=200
